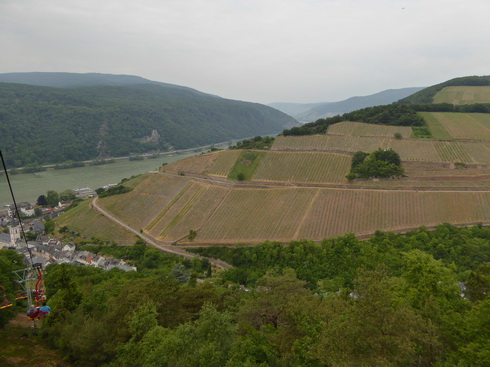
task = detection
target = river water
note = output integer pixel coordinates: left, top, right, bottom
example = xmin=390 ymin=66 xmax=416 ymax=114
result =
xmin=0 ymin=151 xmax=200 ymax=208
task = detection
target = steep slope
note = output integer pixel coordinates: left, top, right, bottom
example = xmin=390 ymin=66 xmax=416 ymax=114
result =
xmin=270 ymin=87 xmax=423 ymax=122
xmin=398 ymin=75 xmax=490 ymax=104
xmin=0 ymin=73 xmax=297 ymax=167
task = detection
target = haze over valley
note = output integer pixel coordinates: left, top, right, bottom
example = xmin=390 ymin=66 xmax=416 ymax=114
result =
xmin=2 ymin=1 xmax=490 ymax=365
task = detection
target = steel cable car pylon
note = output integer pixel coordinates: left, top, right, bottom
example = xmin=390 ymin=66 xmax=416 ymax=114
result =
xmin=0 ymin=150 xmax=48 ymax=321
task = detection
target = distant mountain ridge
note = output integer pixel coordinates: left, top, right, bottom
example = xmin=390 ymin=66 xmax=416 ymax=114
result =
xmin=0 ymin=72 xmax=204 ymax=93
xmin=0 ymin=72 xmax=297 ymax=168
xmin=270 ymin=87 xmax=424 ymax=122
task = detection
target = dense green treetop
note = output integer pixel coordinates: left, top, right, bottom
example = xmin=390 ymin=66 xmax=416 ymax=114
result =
xmin=228 ymin=135 xmax=275 ymax=150
xmin=2 ymin=223 xmax=484 ymax=366
xmin=0 ymin=250 xmax=25 ymax=327
xmin=347 ymin=148 xmax=405 ymax=180
xmin=32 ymin=224 xmax=490 ymax=366
xmin=190 ymin=224 xmax=490 ymax=289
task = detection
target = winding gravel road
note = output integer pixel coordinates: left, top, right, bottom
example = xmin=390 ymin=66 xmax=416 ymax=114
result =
xmin=91 ymin=197 xmax=231 ymax=269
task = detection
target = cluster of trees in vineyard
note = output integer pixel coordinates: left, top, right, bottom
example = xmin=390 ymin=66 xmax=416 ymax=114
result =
xmin=346 ymin=148 xmax=405 ymax=180
xmin=228 ymin=135 xmax=275 ymax=150
xmin=97 ymin=184 xmax=132 ymax=198
xmin=1 ymin=224 xmax=487 ymax=366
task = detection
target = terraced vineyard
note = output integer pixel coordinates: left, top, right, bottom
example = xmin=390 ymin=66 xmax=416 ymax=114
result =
xmin=327 ymin=121 xmax=412 ymax=138
xmin=253 ymin=152 xmax=351 ymax=183
xmin=403 ymin=163 xmax=490 ymax=177
xmin=99 ymin=174 xmax=191 ymax=229
xmin=296 ymin=189 xmax=490 ymax=239
xmin=272 ymin=135 xmax=391 ymax=153
xmin=421 ymin=112 xmax=490 ymax=140
xmin=145 ymin=181 xmax=206 ymax=238
xmin=458 ymin=143 xmax=490 ymax=162
xmin=163 ymin=153 xmax=218 ymax=175
xmin=196 ymin=188 xmax=315 ymax=243
xmin=162 ymin=185 xmax=230 ymax=242
xmin=106 ymin=176 xmax=490 ymax=243
xmin=433 ymin=86 xmax=490 ymax=104
xmin=206 ymin=150 xmax=241 ymax=176
xmin=272 ymin=135 xmax=490 ymax=163
xmin=55 ymin=200 xmax=135 ymax=244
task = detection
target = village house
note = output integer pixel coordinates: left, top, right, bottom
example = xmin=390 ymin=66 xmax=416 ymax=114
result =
xmin=19 ymin=202 xmax=35 ymax=217
xmin=4 ymin=228 xmax=136 ymax=272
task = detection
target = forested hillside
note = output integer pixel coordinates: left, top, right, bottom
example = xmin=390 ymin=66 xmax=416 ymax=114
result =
xmin=2 ymin=224 xmax=489 ymax=366
xmin=0 ymin=73 xmax=296 ymax=168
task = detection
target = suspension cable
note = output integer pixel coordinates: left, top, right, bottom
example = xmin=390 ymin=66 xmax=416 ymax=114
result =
xmin=0 ymin=150 xmax=35 ymax=267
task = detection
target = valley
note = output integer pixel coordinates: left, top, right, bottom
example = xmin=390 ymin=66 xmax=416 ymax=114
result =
xmin=74 ymin=120 xmax=490 ymax=246
xmin=3 ymin=75 xmax=490 ymax=367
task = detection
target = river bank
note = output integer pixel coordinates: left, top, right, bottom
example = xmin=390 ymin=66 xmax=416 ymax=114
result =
xmin=0 ymin=151 xmax=200 ymax=208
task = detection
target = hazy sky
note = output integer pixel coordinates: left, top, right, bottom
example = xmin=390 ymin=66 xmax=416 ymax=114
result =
xmin=1 ymin=0 xmax=489 ymax=104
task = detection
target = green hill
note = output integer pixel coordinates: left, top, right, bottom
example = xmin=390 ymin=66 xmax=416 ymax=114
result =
xmin=398 ymin=75 xmax=490 ymax=104
xmin=0 ymin=73 xmax=297 ymax=168
xmin=282 ymin=76 xmax=490 ymax=137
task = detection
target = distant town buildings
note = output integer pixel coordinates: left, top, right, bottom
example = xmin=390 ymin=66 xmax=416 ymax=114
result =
xmin=1 ymin=222 xmax=136 ymax=272
xmin=1 ymin=186 xmax=136 ymax=272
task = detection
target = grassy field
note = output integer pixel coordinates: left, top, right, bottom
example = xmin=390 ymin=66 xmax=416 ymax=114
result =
xmin=253 ymin=151 xmax=351 ymax=183
xmin=419 ymin=112 xmax=453 ymax=139
xmin=433 ymin=86 xmax=490 ymax=104
xmin=420 ymin=112 xmax=490 ymax=140
xmin=327 ymin=121 xmax=412 ymax=138
xmin=227 ymin=150 xmax=266 ymax=180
